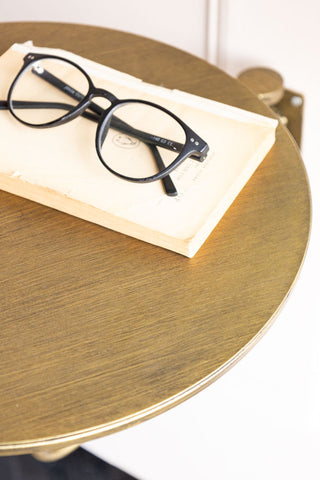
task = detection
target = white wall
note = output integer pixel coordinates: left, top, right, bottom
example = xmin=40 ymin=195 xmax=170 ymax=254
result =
xmin=1 ymin=0 xmax=216 ymax=61
xmin=2 ymin=1 xmax=319 ymax=478
xmin=218 ymin=0 xmax=320 ymax=199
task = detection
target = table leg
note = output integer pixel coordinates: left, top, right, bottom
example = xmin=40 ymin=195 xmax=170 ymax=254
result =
xmin=32 ymin=444 xmax=79 ymax=462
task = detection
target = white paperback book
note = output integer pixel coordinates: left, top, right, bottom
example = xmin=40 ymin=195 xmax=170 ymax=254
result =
xmin=0 ymin=42 xmax=278 ymax=257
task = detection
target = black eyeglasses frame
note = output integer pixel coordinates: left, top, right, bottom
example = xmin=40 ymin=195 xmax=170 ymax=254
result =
xmin=6 ymin=52 xmax=209 ymax=188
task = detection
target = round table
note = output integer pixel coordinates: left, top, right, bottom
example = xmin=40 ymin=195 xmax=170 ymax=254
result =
xmin=0 ymin=22 xmax=311 ymax=457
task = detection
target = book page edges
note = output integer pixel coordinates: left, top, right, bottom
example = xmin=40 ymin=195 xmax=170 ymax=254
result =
xmin=0 ymin=173 xmax=193 ymax=257
xmin=187 ymin=129 xmax=276 ymax=257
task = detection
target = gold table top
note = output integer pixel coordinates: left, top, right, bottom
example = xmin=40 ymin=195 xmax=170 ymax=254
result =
xmin=0 ymin=22 xmax=311 ymax=455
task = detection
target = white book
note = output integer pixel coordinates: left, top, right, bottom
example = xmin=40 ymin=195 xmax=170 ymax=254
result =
xmin=0 ymin=42 xmax=277 ymax=257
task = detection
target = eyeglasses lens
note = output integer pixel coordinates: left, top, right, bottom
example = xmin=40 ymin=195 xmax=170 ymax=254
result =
xmin=10 ymin=58 xmax=89 ymax=125
xmin=98 ymin=102 xmax=186 ymax=179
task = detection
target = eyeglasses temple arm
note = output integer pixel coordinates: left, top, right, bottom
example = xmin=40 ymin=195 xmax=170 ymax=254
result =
xmin=148 ymin=145 xmax=177 ymax=196
xmin=0 ymin=100 xmax=100 ymax=122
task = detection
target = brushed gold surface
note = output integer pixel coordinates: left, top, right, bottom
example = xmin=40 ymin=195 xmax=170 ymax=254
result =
xmin=238 ymin=67 xmax=284 ymax=105
xmin=0 ymin=22 xmax=311 ymax=455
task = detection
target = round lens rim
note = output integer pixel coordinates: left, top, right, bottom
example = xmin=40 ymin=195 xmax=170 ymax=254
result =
xmin=95 ymin=99 xmax=193 ymax=183
xmin=7 ymin=53 xmax=93 ymax=128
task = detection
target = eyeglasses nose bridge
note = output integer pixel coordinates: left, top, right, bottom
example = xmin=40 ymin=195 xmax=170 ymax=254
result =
xmin=91 ymin=87 xmax=118 ymax=104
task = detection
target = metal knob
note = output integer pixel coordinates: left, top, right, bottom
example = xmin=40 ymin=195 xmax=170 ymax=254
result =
xmin=238 ymin=67 xmax=284 ymax=106
xmin=238 ymin=67 xmax=303 ymax=147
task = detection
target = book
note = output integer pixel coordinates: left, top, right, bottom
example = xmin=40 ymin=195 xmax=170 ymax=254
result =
xmin=0 ymin=42 xmax=278 ymax=257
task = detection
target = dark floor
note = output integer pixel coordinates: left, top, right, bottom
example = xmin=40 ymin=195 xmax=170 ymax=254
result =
xmin=0 ymin=447 xmax=137 ymax=480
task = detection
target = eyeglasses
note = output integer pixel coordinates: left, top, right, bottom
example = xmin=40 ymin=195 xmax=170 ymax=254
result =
xmin=0 ymin=53 xmax=209 ymax=196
